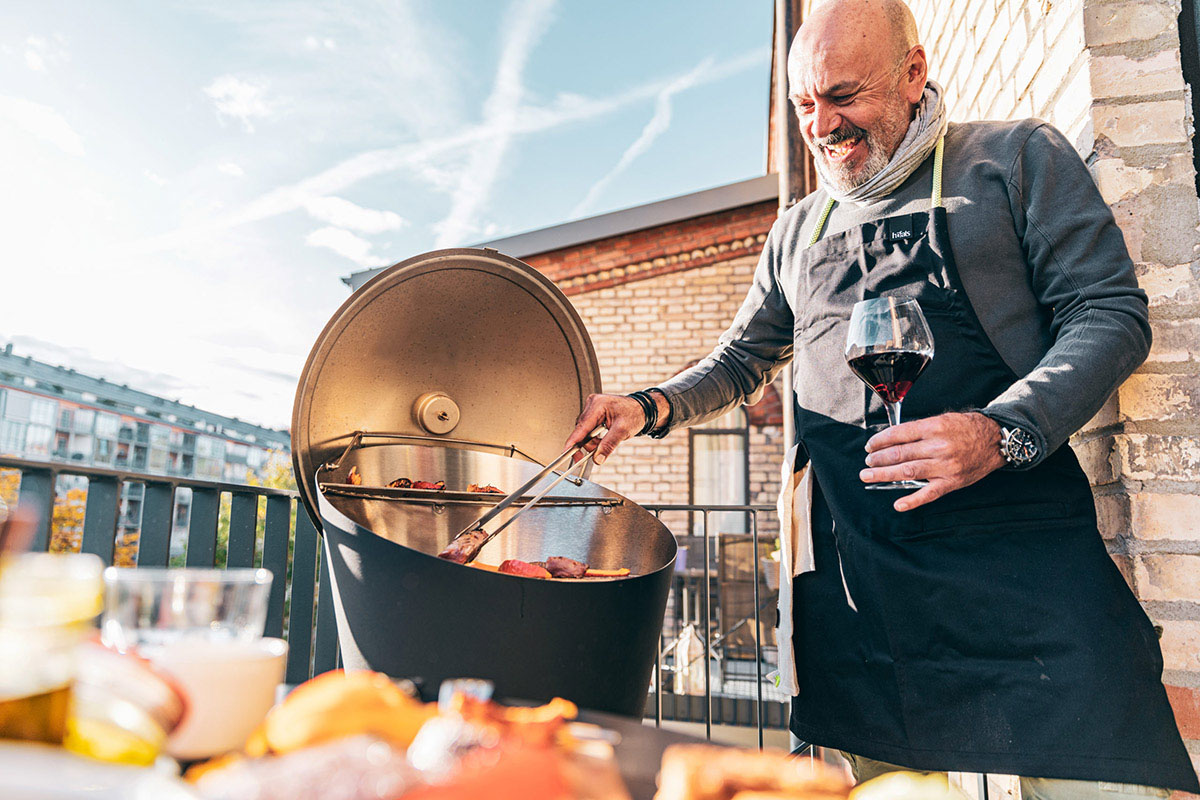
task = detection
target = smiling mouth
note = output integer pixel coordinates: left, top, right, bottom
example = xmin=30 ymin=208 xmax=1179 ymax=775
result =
xmin=822 ymin=136 xmax=862 ymax=162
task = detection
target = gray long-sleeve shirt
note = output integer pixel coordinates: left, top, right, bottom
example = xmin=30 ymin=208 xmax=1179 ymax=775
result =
xmin=656 ymin=119 xmax=1151 ymax=465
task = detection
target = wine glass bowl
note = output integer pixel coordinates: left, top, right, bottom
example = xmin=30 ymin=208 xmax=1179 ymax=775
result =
xmin=845 ymin=296 xmax=935 ymax=490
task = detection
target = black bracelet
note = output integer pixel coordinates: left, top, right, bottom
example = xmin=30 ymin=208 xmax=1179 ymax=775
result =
xmin=627 ymin=390 xmax=658 ymax=436
xmin=645 ymin=388 xmax=672 ymax=439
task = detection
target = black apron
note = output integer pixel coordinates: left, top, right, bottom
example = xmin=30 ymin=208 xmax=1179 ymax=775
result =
xmin=785 ymin=139 xmax=1198 ymax=791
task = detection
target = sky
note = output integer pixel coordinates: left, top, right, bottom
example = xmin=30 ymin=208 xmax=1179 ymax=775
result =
xmin=0 ymin=1 xmax=772 ymax=431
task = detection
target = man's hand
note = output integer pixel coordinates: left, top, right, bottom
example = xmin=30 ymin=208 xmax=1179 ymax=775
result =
xmin=861 ymin=412 xmax=1006 ymax=512
xmin=565 ymin=393 xmax=649 ymax=465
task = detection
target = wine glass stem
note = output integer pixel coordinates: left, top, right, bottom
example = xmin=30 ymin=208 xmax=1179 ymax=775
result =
xmin=885 ymin=401 xmax=903 ymax=428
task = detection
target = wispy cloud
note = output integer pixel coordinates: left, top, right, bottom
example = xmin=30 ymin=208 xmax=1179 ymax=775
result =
xmin=0 ymin=95 xmax=84 ymax=156
xmin=125 ymin=47 xmax=769 ymax=258
xmin=432 ymin=0 xmax=558 ymax=248
xmin=303 ymin=35 xmax=337 ymax=51
xmin=203 ymin=75 xmax=272 ymax=132
xmin=217 ymin=161 xmax=244 ymax=177
xmin=302 ymin=196 xmax=406 ymax=234
xmin=571 ymin=58 xmax=715 ymax=218
xmin=143 ymin=168 xmax=167 ymax=186
xmin=305 ymin=225 xmax=379 ymax=265
xmin=24 ymin=34 xmax=68 ymax=72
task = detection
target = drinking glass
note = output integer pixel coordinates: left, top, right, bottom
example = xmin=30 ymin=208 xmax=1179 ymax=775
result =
xmin=845 ymin=296 xmax=935 ymax=490
xmin=99 ymin=568 xmax=286 ymax=760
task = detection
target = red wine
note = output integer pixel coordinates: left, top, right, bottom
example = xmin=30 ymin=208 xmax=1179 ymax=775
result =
xmin=847 ymin=350 xmax=931 ymax=403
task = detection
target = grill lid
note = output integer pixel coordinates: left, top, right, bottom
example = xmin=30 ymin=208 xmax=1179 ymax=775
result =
xmin=291 ymin=248 xmax=602 ymax=529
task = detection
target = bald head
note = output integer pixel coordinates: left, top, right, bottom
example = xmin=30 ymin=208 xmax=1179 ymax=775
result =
xmin=784 ymin=0 xmax=928 ymax=194
xmin=788 ymin=0 xmax=919 ymax=89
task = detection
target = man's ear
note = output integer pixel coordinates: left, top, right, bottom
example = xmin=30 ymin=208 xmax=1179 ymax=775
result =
xmin=902 ymin=45 xmax=928 ymax=104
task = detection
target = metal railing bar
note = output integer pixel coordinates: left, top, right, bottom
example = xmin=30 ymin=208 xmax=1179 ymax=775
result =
xmin=0 ymin=455 xmax=299 ymax=499
xmin=703 ymin=509 xmax=712 ymax=741
xmin=138 ymin=482 xmax=174 ymax=567
xmin=286 ymin=510 xmax=320 ymax=684
xmin=752 ymin=509 xmax=764 ymax=750
xmin=185 ymin=488 xmax=221 ymax=567
xmin=261 ymin=496 xmax=292 ymax=640
xmin=81 ymin=476 xmax=120 ymax=563
xmin=15 ymin=468 xmax=55 ymax=552
xmin=227 ymin=492 xmax=258 ymax=569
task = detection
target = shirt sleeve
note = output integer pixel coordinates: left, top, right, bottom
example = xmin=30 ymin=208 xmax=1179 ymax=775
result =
xmin=981 ymin=122 xmax=1151 ymax=465
xmin=654 ymin=217 xmax=797 ymax=432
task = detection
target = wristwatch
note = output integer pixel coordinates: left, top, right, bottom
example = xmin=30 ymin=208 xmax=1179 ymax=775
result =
xmin=999 ymin=425 xmax=1040 ymax=467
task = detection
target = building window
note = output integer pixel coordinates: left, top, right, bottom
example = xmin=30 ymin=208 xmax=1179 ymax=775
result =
xmin=30 ymin=398 xmax=57 ymax=427
xmin=4 ymin=392 xmax=32 ymax=423
xmin=0 ymin=421 xmax=28 ymax=455
xmin=689 ymin=407 xmax=750 ymax=537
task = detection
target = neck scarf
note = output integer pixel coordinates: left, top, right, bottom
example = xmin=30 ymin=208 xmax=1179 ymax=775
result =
xmin=824 ymin=80 xmax=947 ymax=205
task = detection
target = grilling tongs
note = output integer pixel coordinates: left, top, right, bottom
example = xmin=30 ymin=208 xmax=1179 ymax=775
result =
xmin=437 ymin=429 xmax=605 ymax=565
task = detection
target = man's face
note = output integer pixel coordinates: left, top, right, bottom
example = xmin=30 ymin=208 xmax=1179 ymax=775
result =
xmin=789 ymin=40 xmax=919 ymax=193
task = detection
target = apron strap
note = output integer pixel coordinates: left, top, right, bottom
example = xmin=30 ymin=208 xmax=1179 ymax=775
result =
xmin=807 ymin=195 xmax=836 ymax=247
xmin=931 ymin=135 xmax=945 ymax=209
xmin=806 ymin=135 xmax=947 ymax=247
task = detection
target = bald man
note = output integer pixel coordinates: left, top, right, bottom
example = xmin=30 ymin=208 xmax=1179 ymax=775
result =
xmin=568 ymin=1 xmax=1197 ymax=795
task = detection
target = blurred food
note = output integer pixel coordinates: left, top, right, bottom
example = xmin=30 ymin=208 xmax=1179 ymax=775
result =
xmin=411 ymin=480 xmax=446 ymax=490
xmin=467 ymin=483 xmax=504 ymax=493
xmin=654 ymin=745 xmax=850 ymax=800
xmin=347 ymin=466 xmax=363 ymax=485
xmin=848 ymin=771 xmax=967 ymax=800
xmin=193 ymin=735 xmax=422 ymax=800
xmin=258 ymin=669 xmax=435 ymax=755
xmin=389 ymin=477 xmax=413 ymax=488
xmin=189 ymin=673 xmax=621 ymax=800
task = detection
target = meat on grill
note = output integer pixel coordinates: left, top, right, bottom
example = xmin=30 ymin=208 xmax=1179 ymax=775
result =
xmin=347 ymin=466 xmax=363 ymax=486
xmin=531 ymin=556 xmax=588 ymax=579
xmin=498 ymin=559 xmax=552 ymax=579
xmin=467 ymin=483 xmax=504 ymax=494
xmin=411 ymin=480 xmax=445 ymax=490
xmin=386 ymin=477 xmax=412 ymax=489
xmin=437 ymin=528 xmax=489 ymax=564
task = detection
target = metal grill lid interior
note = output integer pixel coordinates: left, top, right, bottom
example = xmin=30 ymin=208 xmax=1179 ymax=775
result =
xmin=292 ymin=248 xmax=602 ymax=528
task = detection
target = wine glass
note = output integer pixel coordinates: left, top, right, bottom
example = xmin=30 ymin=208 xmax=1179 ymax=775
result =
xmin=845 ymin=296 xmax=935 ymax=490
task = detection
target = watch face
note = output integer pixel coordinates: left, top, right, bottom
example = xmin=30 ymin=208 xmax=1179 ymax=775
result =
xmin=1005 ymin=429 xmax=1039 ymax=464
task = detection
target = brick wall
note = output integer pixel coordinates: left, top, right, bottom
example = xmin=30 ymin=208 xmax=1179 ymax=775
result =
xmin=522 ymin=207 xmax=786 ymax=542
xmin=888 ymin=0 xmax=1200 ymax=787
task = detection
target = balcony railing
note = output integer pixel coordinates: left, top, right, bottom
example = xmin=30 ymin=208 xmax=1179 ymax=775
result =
xmin=0 ymin=456 xmax=785 ymax=746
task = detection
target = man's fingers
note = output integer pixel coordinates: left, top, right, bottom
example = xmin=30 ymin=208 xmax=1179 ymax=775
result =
xmin=865 ymin=417 xmax=938 ymax=452
xmin=864 ymin=439 xmax=944 ymax=468
xmin=859 ymin=459 xmax=937 ymax=485
xmin=893 ymin=479 xmax=953 ymax=512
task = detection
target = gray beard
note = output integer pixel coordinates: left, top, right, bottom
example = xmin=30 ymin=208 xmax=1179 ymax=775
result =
xmin=807 ymin=95 xmax=913 ymax=195
xmin=809 ymin=135 xmax=894 ymax=194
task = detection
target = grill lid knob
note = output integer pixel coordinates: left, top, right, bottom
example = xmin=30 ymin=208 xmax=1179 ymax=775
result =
xmin=414 ymin=391 xmax=461 ymax=435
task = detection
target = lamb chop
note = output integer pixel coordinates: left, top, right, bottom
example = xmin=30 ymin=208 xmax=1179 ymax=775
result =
xmin=531 ymin=556 xmax=589 ymax=579
xmin=437 ymin=528 xmax=489 ymax=564
xmin=498 ymin=559 xmax=552 ymax=579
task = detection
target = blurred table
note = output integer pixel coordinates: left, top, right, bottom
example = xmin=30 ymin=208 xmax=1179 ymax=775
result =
xmin=577 ymin=709 xmax=705 ymax=800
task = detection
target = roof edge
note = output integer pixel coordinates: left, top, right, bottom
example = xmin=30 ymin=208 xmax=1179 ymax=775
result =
xmin=343 ymin=173 xmax=778 ymax=288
